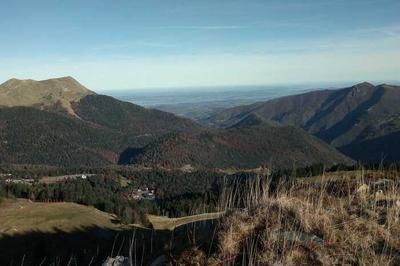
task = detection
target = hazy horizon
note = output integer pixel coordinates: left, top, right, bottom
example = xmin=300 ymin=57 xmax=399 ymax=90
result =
xmin=102 ymin=79 xmax=400 ymax=93
xmin=1 ymin=0 xmax=399 ymax=91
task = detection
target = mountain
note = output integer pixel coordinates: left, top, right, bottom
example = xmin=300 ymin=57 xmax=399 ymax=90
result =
xmin=0 ymin=76 xmax=351 ymax=169
xmin=0 ymin=76 xmax=94 ymax=116
xmin=206 ymin=82 xmax=400 ymax=162
xmin=0 ymin=77 xmax=201 ymax=167
xmin=125 ymin=124 xmax=352 ymax=170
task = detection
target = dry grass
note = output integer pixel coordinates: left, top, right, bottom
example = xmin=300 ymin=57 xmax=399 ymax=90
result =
xmin=147 ymin=212 xmax=225 ymax=230
xmin=211 ymin=170 xmax=400 ymax=265
xmin=176 ymin=246 xmax=208 ymax=265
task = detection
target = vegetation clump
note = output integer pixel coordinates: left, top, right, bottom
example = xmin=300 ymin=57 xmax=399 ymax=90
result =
xmin=212 ymin=171 xmax=400 ymax=265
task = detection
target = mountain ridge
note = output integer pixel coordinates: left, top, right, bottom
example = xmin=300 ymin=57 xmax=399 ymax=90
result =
xmin=206 ymin=82 xmax=400 ymax=162
xmin=0 ymin=76 xmax=353 ymax=169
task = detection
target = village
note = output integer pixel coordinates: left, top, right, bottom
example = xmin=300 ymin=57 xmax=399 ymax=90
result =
xmin=128 ymin=187 xmax=156 ymax=200
xmin=1 ymin=174 xmax=91 ymax=185
xmin=1 ymin=173 xmax=157 ymax=201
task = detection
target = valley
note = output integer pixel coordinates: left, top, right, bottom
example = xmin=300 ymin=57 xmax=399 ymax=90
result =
xmin=110 ymin=85 xmax=312 ymax=120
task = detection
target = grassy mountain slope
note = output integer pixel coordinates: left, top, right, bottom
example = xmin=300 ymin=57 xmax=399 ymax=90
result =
xmin=0 ymin=199 xmax=121 ymax=235
xmin=206 ymin=83 xmax=400 ymax=162
xmin=0 ymin=77 xmax=94 ymax=116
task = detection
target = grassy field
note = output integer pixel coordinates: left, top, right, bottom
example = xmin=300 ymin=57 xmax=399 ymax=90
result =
xmin=0 ymin=199 xmax=224 ymax=236
xmin=0 ymin=199 xmax=221 ymax=265
xmin=147 ymin=212 xmax=225 ymax=230
xmin=0 ymin=199 xmax=124 ymax=236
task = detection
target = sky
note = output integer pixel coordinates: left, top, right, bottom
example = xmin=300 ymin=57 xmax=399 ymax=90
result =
xmin=0 ymin=0 xmax=399 ymax=91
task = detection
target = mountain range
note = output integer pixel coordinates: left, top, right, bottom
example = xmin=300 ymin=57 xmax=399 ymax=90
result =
xmin=0 ymin=77 xmax=351 ymax=169
xmin=206 ymin=82 xmax=400 ymax=163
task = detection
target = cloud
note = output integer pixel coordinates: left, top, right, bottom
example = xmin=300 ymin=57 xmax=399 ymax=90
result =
xmin=93 ymin=40 xmax=179 ymax=51
xmin=154 ymin=25 xmax=248 ymax=30
xmin=368 ymin=25 xmax=400 ymax=38
xmin=223 ymin=24 xmax=400 ymax=55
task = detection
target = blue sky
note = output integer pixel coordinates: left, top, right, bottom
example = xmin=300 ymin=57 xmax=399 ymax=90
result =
xmin=0 ymin=0 xmax=399 ymax=91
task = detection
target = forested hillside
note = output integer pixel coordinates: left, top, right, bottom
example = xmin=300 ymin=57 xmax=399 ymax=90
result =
xmin=0 ymin=76 xmax=355 ymax=170
xmin=0 ymin=107 xmax=121 ymax=167
xmin=74 ymin=94 xmax=199 ymax=134
xmin=127 ymin=124 xmax=352 ymax=169
xmin=0 ymin=78 xmax=202 ymax=167
xmin=206 ymin=83 xmax=400 ymax=162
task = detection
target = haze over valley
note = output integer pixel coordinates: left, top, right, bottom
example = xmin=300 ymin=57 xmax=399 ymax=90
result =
xmin=109 ymin=85 xmax=319 ymax=120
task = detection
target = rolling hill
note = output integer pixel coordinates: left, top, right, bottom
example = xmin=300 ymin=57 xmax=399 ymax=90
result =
xmin=206 ymin=82 xmax=400 ymax=163
xmin=0 ymin=76 xmax=352 ymax=169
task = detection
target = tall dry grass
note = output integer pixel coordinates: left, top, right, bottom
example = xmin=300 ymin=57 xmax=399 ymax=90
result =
xmin=206 ymin=169 xmax=400 ymax=265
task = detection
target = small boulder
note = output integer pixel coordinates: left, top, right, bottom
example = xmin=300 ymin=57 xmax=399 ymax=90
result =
xmin=102 ymin=256 xmax=130 ymax=266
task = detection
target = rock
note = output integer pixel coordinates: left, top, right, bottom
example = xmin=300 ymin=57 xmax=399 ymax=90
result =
xmin=180 ymin=164 xmax=195 ymax=173
xmin=102 ymin=256 xmax=130 ymax=266
xmin=281 ymin=231 xmax=324 ymax=245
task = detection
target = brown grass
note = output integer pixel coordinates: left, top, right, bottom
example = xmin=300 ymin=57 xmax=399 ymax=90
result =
xmin=212 ymin=170 xmax=400 ymax=265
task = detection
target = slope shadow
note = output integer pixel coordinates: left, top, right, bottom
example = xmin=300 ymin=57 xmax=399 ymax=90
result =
xmin=304 ymin=88 xmax=350 ymax=130
xmin=316 ymin=86 xmax=385 ymax=144
xmin=339 ymin=131 xmax=400 ymax=163
xmin=0 ymin=220 xmax=219 ymax=265
xmin=118 ymin=147 xmax=144 ymax=165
